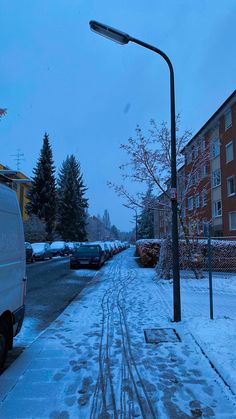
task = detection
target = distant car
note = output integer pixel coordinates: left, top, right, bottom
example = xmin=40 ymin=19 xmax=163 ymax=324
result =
xmin=91 ymin=242 xmax=110 ymax=261
xmin=67 ymin=242 xmax=76 ymax=254
xmin=70 ymin=244 xmax=106 ymax=269
xmin=72 ymin=243 xmax=81 ymax=253
xmin=50 ymin=241 xmax=70 ymax=257
xmin=31 ymin=242 xmax=52 ymax=261
xmin=25 ymin=242 xmax=35 ymax=263
xmin=104 ymin=242 xmax=113 ymax=259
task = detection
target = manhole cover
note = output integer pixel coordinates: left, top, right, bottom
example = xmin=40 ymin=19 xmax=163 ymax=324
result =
xmin=144 ymin=328 xmax=181 ymax=344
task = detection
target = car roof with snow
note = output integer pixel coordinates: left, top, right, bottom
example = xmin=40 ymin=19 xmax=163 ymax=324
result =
xmin=50 ymin=241 xmax=66 ymax=248
xmin=90 ymin=242 xmax=108 ymax=251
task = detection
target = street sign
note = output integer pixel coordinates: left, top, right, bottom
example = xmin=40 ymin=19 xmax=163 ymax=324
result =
xmin=170 ymin=188 xmax=177 ymax=201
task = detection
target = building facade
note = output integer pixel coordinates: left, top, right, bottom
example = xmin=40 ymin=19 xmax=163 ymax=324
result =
xmin=153 ymin=90 xmax=236 ymax=238
xmin=0 ymin=163 xmax=31 ymax=221
xmin=183 ymin=90 xmax=236 ymax=237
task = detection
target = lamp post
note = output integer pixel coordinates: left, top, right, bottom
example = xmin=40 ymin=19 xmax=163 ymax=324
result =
xmin=89 ymin=21 xmax=181 ymax=322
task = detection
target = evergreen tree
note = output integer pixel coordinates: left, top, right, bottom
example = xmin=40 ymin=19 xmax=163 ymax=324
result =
xmin=56 ymin=155 xmax=88 ymax=241
xmin=110 ymin=224 xmax=120 ymax=240
xmin=103 ymin=209 xmax=111 ymax=230
xmin=27 ymin=133 xmax=56 ymax=240
xmin=137 ymin=188 xmax=155 ymax=239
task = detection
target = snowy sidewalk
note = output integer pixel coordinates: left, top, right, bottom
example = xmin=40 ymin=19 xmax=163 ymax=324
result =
xmin=0 ymin=249 xmax=236 ymax=418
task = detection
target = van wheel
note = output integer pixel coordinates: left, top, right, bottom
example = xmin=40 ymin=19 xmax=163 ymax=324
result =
xmin=0 ymin=321 xmax=9 ymax=370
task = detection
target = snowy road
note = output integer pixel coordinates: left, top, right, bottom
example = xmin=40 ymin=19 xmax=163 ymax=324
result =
xmin=4 ymin=256 xmax=96 ymax=372
xmin=1 ymin=249 xmax=236 ymax=418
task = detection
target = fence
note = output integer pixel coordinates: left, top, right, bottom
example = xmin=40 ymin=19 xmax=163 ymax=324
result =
xmin=136 ymin=237 xmax=236 ymax=320
xmin=136 ymin=237 xmax=236 ymax=274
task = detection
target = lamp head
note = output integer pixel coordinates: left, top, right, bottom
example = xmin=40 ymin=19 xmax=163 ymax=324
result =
xmin=89 ymin=20 xmax=130 ymax=45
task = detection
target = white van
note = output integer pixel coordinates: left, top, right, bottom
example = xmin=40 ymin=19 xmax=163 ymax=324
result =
xmin=0 ymin=183 xmax=26 ymax=368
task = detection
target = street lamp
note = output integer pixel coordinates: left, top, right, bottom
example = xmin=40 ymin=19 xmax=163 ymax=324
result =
xmin=89 ymin=21 xmax=181 ymax=322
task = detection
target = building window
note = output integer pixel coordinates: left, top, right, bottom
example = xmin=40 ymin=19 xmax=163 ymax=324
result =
xmin=227 ymin=176 xmax=235 ymax=196
xmin=202 ymin=188 xmax=207 ymax=207
xmin=229 ymin=212 xmax=236 ymax=231
xmin=187 ymin=148 xmax=192 ymax=164
xmin=201 ymin=219 xmax=210 ymax=236
xmin=201 ymin=138 xmax=206 ymax=152
xmin=195 ymin=193 xmax=200 ymax=208
xmin=211 ymin=138 xmax=220 ymax=158
xmin=226 ymin=141 xmax=234 ymax=163
xmin=194 ymin=143 xmax=199 ymax=159
xmin=213 ymin=200 xmax=222 ymax=217
xmin=201 ymin=165 xmax=207 ymax=178
xmin=212 ymin=168 xmax=221 ymax=187
xmin=194 ymin=170 xmax=199 ymax=184
xmin=188 ymin=196 xmax=194 ymax=210
xmin=188 ymin=173 xmax=193 ymax=187
xmin=225 ymin=109 xmax=232 ymax=130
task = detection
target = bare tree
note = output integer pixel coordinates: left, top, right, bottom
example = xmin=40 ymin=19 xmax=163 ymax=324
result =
xmin=108 ymin=115 xmax=191 ymax=210
xmin=86 ymin=215 xmax=110 ymax=241
xmin=108 ymin=117 xmax=210 ymax=278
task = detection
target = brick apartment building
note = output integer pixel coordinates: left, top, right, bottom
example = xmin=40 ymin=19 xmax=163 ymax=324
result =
xmin=154 ymin=90 xmax=236 ymax=238
xmin=153 ymin=191 xmax=171 ymax=238
xmin=183 ymin=90 xmax=236 ymax=237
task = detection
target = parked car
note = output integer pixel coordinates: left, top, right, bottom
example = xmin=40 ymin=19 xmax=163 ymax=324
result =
xmin=31 ymin=242 xmax=52 ymax=261
xmin=0 ymin=183 xmax=26 ymax=369
xmin=67 ymin=242 xmax=76 ymax=254
xmin=25 ymin=242 xmax=35 ymax=263
xmin=91 ymin=242 xmax=110 ymax=261
xmin=104 ymin=242 xmax=114 ymax=259
xmin=50 ymin=241 xmax=70 ymax=257
xmin=70 ymin=244 xmax=106 ymax=269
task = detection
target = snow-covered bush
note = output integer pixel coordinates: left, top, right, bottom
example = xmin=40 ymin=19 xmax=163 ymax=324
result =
xmin=24 ymin=215 xmax=47 ymax=243
xmin=136 ymin=239 xmax=162 ymax=267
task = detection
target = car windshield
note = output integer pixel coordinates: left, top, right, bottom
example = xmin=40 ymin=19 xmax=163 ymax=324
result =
xmin=32 ymin=243 xmax=45 ymax=251
xmin=77 ymin=245 xmax=100 ymax=255
xmin=25 ymin=243 xmax=32 ymax=249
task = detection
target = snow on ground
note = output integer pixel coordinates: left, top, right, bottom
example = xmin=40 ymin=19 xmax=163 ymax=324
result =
xmin=1 ymin=249 xmax=236 ymax=418
xmin=73 ymin=268 xmax=99 ymax=278
xmin=14 ymin=316 xmax=43 ymax=347
xmin=15 ymin=268 xmax=97 ymax=348
xmin=154 ymin=269 xmax=236 ymax=398
xmin=187 ymin=317 xmax=236 ymax=394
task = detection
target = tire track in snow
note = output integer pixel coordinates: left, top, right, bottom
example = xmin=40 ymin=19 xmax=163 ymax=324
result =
xmin=90 ymin=253 xmax=157 ymax=418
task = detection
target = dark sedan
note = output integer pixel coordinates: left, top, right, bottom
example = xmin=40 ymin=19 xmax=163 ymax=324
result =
xmin=70 ymin=244 xmax=106 ymax=269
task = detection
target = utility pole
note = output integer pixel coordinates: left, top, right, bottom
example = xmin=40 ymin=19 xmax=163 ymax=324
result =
xmin=11 ymin=149 xmax=25 ymax=171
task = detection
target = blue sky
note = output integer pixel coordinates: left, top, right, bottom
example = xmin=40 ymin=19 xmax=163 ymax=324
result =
xmin=1 ymin=1 xmax=236 ymax=230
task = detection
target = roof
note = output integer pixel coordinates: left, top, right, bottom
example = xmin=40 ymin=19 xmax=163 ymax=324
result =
xmin=182 ymin=90 xmax=236 ymax=152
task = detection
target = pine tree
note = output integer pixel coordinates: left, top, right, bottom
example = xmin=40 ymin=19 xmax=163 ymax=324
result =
xmin=56 ymin=155 xmax=88 ymax=241
xmin=137 ymin=188 xmax=155 ymax=239
xmin=110 ymin=225 xmax=120 ymax=240
xmin=27 ymin=133 xmax=57 ymax=240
